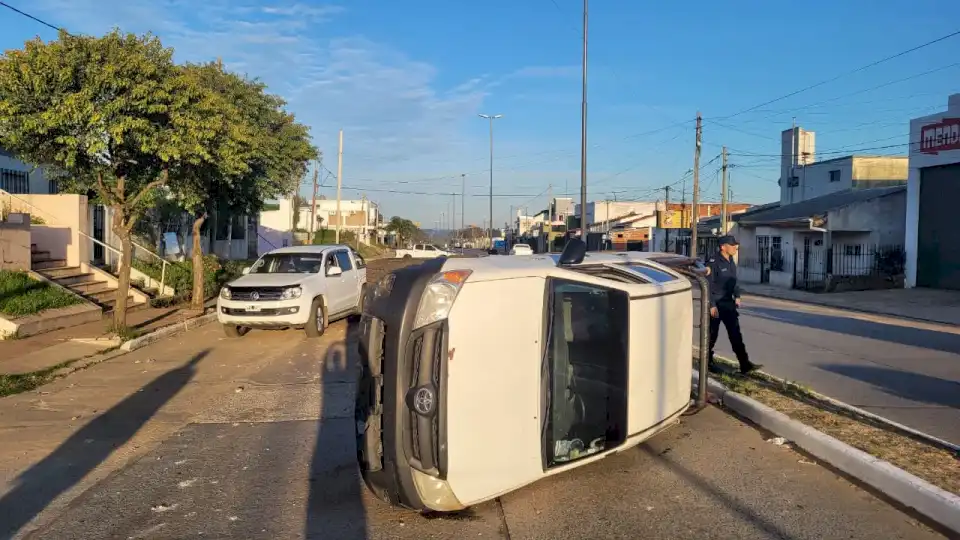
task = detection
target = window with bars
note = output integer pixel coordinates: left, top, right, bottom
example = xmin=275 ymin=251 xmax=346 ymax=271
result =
xmin=0 ymin=169 xmax=30 ymax=194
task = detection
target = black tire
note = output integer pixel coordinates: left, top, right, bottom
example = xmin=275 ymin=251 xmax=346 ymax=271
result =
xmin=403 ymin=254 xmax=412 ymax=260
xmin=305 ymin=297 xmax=326 ymax=338
xmin=222 ymin=323 xmax=244 ymax=338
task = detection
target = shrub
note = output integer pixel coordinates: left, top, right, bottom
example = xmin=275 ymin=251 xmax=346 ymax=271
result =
xmin=132 ymin=254 xmax=225 ymax=301
xmin=0 ymin=270 xmax=83 ymax=317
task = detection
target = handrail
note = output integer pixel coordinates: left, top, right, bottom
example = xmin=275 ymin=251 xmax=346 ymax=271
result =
xmin=0 ymin=188 xmax=62 ymax=224
xmin=78 ymin=230 xmax=169 ymax=295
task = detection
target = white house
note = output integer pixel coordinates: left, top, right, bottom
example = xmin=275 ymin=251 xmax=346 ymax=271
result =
xmin=733 ymin=126 xmax=909 ymax=291
xmin=904 ymin=93 xmax=960 ymax=290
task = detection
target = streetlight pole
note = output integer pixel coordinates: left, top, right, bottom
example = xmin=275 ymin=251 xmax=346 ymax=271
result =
xmin=478 ymin=114 xmax=502 ymax=249
xmin=579 ymin=0 xmax=589 ymax=240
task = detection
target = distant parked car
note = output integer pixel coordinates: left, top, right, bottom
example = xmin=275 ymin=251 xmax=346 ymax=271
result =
xmin=395 ymin=244 xmax=451 ymax=259
xmin=510 ymin=244 xmax=533 ymax=256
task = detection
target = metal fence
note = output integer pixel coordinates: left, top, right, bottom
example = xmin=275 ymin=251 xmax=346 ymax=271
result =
xmin=793 ymin=243 xmax=905 ymax=291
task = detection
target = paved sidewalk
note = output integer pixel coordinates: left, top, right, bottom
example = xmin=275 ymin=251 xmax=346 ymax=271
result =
xmin=0 ymin=303 xmax=213 ymax=375
xmin=741 ymin=283 xmax=960 ymax=326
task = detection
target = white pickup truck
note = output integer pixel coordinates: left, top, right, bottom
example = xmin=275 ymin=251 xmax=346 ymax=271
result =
xmin=217 ymin=244 xmax=366 ymax=338
xmin=394 ymin=244 xmax=451 ymax=259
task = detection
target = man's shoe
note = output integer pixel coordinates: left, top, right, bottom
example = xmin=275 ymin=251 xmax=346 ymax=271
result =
xmin=740 ymin=363 xmax=763 ymax=375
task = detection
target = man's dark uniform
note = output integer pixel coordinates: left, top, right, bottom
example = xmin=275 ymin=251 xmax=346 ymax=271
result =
xmin=706 ymin=236 xmax=759 ymax=374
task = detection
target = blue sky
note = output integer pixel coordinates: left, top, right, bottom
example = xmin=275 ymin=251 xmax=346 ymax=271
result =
xmin=1 ymin=0 xmax=959 ymax=227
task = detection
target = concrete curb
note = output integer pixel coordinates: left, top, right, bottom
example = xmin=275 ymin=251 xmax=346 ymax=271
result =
xmin=695 ymin=349 xmax=960 ymax=455
xmin=692 ymin=370 xmax=960 ymax=534
xmin=120 ymin=312 xmax=218 ymax=352
xmin=741 ymin=291 xmax=957 ymax=328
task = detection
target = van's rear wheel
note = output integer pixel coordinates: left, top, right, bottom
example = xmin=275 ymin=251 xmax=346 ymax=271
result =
xmin=403 ymin=254 xmax=412 ymax=260
xmin=222 ymin=324 xmax=246 ymax=338
xmin=305 ymin=298 xmax=326 ymax=338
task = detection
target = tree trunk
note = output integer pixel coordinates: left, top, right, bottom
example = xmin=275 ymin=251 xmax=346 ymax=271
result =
xmin=192 ymin=213 xmax=207 ymax=311
xmin=112 ymin=207 xmax=133 ymax=329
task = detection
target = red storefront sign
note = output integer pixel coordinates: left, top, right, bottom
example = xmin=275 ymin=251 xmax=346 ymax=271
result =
xmin=920 ymin=118 xmax=960 ymax=154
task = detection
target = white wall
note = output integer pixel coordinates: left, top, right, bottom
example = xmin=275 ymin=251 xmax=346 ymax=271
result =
xmin=905 ymin=93 xmax=960 ymax=288
xmin=581 ymin=201 xmax=658 ymax=227
xmin=259 ymin=198 xmax=295 ymax=232
xmin=0 ymin=150 xmax=49 ymax=194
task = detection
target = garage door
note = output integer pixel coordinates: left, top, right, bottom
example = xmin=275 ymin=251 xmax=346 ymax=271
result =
xmin=917 ymin=163 xmax=960 ymax=289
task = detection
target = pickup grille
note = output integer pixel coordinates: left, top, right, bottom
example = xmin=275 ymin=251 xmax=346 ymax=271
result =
xmin=229 ymin=287 xmax=285 ymax=301
xmin=405 ymin=324 xmax=444 ymax=474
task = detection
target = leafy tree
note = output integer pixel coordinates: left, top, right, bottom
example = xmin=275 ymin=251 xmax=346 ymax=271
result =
xmin=0 ymin=30 xmax=223 ymax=328
xmin=385 ymin=216 xmax=420 ymax=247
xmin=171 ymin=62 xmax=315 ymax=309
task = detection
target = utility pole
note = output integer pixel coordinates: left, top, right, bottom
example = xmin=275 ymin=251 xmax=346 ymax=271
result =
xmin=547 ymin=183 xmax=553 ymax=253
xmin=335 ymin=129 xmax=344 ymax=244
xmin=308 ymin=158 xmax=319 ymax=245
xmin=579 ymin=0 xmax=589 ymax=241
xmin=451 ymin=191 xmax=456 ymax=245
xmin=690 ymin=112 xmax=702 ymax=259
xmin=357 ymin=194 xmax=366 ymax=250
xmin=721 ymin=146 xmax=729 ymax=235
xmin=478 ymin=114 xmax=502 ymax=248
xmin=663 ymin=184 xmax=671 ymax=252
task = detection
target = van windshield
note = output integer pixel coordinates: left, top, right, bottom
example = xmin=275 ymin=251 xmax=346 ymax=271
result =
xmin=249 ymin=253 xmax=324 ymax=274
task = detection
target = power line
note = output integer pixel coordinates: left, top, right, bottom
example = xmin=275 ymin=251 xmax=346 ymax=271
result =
xmin=0 ymin=1 xmax=65 ymax=33
xmin=713 ymin=29 xmax=960 ymax=121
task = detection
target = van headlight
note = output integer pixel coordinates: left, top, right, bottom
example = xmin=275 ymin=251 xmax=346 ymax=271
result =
xmin=413 ymin=270 xmax=472 ymax=330
xmin=220 ymin=287 xmax=231 ymax=300
xmin=281 ymin=286 xmax=302 ymax=300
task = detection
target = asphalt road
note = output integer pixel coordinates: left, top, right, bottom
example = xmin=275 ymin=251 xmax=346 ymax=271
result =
xmin=709 ymin=295 xmax=960 ymax=446
xmin=0 ymin=319 xmax=943 ymax=539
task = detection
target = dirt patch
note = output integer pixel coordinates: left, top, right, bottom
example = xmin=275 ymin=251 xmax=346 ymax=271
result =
xmin=364 ymin=258 xmax=424 ymax=285
xmin=715 ymin=371 xmax=960 ymax=495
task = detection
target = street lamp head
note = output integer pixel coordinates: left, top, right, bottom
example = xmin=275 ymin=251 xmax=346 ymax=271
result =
xmin=478 ymin=114 xmax=503 ymax=120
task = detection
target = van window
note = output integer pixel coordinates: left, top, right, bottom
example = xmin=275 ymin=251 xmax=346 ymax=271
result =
xmin=619 ymin=263 xmax=677 ymax=283
xmin=354 ymin=251 xmax=366 ymax=269
xmin=543 ymin=278 xmax=629 ymax=468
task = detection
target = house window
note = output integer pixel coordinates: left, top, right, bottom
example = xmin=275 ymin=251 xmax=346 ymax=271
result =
xmin=0 ymin=168 xmax=30 ymax=194
xmin=48 ymin=179 xmax=59 ymax=194
xmin=787 ymin=176 xmax=800 ymax=187
xmin=829 ymin=170 xmax=841 ymax=182
xmin=844 ymin=245 xmax=862 ymax=256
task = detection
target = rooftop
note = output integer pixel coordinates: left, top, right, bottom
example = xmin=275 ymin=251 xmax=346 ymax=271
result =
xmin=734 ymin=186 xmax=905 ymax=226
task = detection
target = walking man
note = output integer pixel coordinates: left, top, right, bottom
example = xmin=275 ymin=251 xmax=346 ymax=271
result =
xmin=705 ymin=235 xmax=762 ymax=374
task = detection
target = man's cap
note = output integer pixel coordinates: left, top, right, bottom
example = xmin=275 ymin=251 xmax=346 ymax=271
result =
xmin=718 ymin=235 xmax=739 ymax=246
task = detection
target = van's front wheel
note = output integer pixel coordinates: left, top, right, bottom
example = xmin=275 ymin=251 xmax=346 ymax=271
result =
xmin=305 ymin=298 xmax=326 ymax=338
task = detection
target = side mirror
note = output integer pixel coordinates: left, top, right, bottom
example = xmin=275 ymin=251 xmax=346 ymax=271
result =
xmin=326 ymin=266 xmax=343 ymax=277
xmin=242 ymin=267 xmax=251 ymax=275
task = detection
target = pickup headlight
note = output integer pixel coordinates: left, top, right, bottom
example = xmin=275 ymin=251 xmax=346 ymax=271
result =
xmin=220 ymin=287 xmax=231 ymax=300
xmin=281 ymin=286 xmax=302 ymax=300
xmin=413 ymin=270 xmax=472 ymax=330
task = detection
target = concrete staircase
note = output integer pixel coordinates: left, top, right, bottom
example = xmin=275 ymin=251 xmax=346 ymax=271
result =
xmin=31 ymin=244 xmax=145 ymax=314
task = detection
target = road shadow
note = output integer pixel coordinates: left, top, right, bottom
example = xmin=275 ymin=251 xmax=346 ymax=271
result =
xmin=741 ymin=305 xmax=960 ymax=354
xmin=0 ymin=349 xmax=207 ymax=539
xmin=304 ymin=321 xmax=368 ymax=540
xmin=815 ymin=363 xmax=960 ymax=409
xmin=639 ymin=445 xmax=798 ymax=540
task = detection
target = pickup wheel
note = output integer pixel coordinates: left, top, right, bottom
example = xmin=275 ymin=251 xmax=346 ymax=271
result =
xmin=402 ymin=254 xmax=412 ymax=260
xmin=222 ymin=324 xmax=247 ymax=338
xmin=305 ymin=298 xmax=326 ymax=338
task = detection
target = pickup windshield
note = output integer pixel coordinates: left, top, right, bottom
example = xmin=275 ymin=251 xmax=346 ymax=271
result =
xmin=249 ymin=253 xmax=324 ymax=274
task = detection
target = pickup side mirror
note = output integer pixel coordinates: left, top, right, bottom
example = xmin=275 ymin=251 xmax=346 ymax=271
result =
xmin=326 ymin=266 xmax=343 ymax=277
xmin=242 ymin=267 xmax=251 ymax=275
